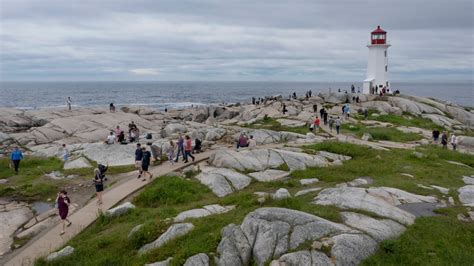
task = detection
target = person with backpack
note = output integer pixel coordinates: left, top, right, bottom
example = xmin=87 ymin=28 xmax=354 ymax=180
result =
xmin=141 ymin=147 xmax=153 ymax=181
xmin=56 ymin=190 xmax=72 ymax=235
xmin=135 ymin=143 xmax=143 ymax=179
xmin=93 ymin=168 xmax=105 ymax=205
xmin=10 ymin=146 xmax=23 ymax=174
xmin=441 ymin=132 xmax=448 ymax=149
xmin=184 ymin=135 xmax=195 ymax=163
xmin=175 ymin=134 xmax=185 ymax=162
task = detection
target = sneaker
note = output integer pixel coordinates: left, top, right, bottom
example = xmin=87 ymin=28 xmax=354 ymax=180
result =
xmin=137 ymin=174 xmax=141 ymax=179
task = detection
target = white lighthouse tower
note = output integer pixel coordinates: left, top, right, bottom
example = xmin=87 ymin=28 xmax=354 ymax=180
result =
xmin=363 ymin=26 xmax=390 ymax=94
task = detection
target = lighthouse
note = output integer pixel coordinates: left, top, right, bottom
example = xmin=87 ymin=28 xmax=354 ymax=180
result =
xmin=363 ymin=26 xmax=390 ymax=94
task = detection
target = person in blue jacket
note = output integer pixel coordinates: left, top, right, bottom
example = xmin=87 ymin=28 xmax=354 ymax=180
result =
xmin=10 ymin=147 xmax=23 ymax=174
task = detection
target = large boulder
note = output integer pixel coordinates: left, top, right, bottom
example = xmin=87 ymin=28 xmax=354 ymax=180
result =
xmin=270 ymin=250 xmax=333 ymax=266
xmin=387 ymin=97 xmax=444 ymax=115
xmin=329 ymin=233 xmax=378 ymax=265
xmin=183 ymin=253 xmax=209 ymax=266
xmin=314 ymin=187 xmax=437 ymax=225
xmin=216 ymin=208 xmax=354 ymax=266
xmin=248 ymin=169 xmax=290 ymax=182
xmin=205 ymin=128 xmax=226 ymax=141
xmin=63 ymin=157 xmax=92 ymax=169
xmin=446 ymin=106 xmax=474 ymax=128
xmin=361 ymin=101 xmax=402 ymax=115
xmin=421 ymin=114 xmax=463 ymax=129
xmin=139 ymin=223 xmax=194 ymax=254
xmin=235 ymin=129 xmax=306 ymax=145
xmin=195 ymin=167 xmax=252 ymax=197
xmin=74 ymin=142 xmax=136 ymax=166
xmin=163 ymin=123 xmax=188 ymax=137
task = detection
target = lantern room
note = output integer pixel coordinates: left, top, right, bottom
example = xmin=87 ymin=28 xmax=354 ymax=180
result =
xmin=371 ymin=25 xmax=387 ymax=45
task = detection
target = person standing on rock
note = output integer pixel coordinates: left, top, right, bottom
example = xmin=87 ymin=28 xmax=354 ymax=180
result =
xmin=141 ymin=147 xmax=153 ymax=181
xmin=328 ymin=117 xmax=335 ymax=132
xmin=319 ymin=107 xmax=325 ymax=120
xmin=432 ymin=129 xmax=440 ymax=143
xmin=93 ymin=168 xmax=104 ymax=204
xmin=364 ymin=108 xmax=369 ymax=120
xmin=335 ymin=117 xmax=342 ymax=135
xmin=167 ymin=140 xmax=176 ymax=165
xmin=135 ymin=143 xmax=143 ymax=178
xmin=10 ymin=146 xmax=23 ymax=174
xmin=184 ymin=135 xmax=195 ymax=163
xmin=450 ymin=133 xmax=458 ymax=151
xmin=313 ymin=104 xmax=317 ymax=113
xmin=61 ymin=144 xmax=70 ymax=161
xmin=313 ymin=116 xmax=321 ymax=131
xmin=56 ymin=190 xmax=72 ymax=235
xmin=66 ymin=97 xmax=72 ymax=111
xmin=175 ymin=134 xmax=185 ymax=162
xmin=323 ymin=110 xmax=328 ymax=125
xmin=282 ymin=104 xmax=288 ymax=114
xmin=441 ymin=132 xmax=448 ymax=149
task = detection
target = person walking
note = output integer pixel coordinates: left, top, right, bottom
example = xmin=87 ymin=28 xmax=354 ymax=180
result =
xmin=56 ymin=190 xmax=72 ymax=235
xmin=313 ymin=104 xmax=317 ymax=113
xmin=167 ymin=140 xmax=175 ymax=165
xmin=66 ymin=97 xmax=72 ymax=111
xmin=135 ymin=143 xmax=143 ymax=179
xmin=323 ymin=111 xmax=328 ymax=125
xmin=319 ymin=107 xmax=325 ymax=120
xmin=335 ymin=117 xmax=342 ymax=135
xmin=450 ymin=133 xmax=458 ymax=151
xmin=10 ymin=146 xmax=23 ymax=174
xmin=282 ymin=104 xmax=288 ymax=115
xmin=364 ymin=108 xmax=369 ymax=120
xmin=184 ymin=135 xmax=195 ymax=163
xmin=328 ymin=117 xmax=335 ymax=132
xmin=432 ymin=129 xmax=440 ymax=143
xmin=93 ymin=168 xmax=104 ymax=204
xmin=441 ymin=132 xmax=448 ymax=149
xmin=141 ymin=147 xmax=153 ymax=181
xmin=175 ymin=134 xmax=185 ymax=162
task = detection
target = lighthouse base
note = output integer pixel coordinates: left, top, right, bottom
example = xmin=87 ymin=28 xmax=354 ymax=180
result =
xmin=363 ymin=79 xmax=374 ymax=94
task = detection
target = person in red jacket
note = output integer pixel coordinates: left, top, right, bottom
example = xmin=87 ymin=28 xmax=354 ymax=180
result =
xmin=313 ymin=116 xmax=321 ymax=130
xmin=184 ymin=135 xmax=195 ymax=163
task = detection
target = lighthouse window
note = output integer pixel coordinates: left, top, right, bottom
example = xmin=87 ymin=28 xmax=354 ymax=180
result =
xmin=385 ymin=66 xmax=388 ymax=72
xmin=385 ymin=51 xmax=387 ymax=57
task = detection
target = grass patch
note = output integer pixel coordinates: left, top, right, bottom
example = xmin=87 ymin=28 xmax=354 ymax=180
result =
xmin=244 ymin=116 xmax=309 ymax=135
xmin=341 ymin=123 xmax=423 ymax=142
xmin=355 ymin=112 xmax=443 ymax=131
xmin=363 ymin=216 xmax=474 ymax=265
xmin=134 ymin=176 xmax=211 ymax=208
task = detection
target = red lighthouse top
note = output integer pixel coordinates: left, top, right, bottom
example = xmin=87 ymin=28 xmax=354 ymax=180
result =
xmin=371 ymin=26 xmax=387 ymax=45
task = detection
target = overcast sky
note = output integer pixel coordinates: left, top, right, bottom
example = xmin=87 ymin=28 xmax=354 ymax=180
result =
xmin=0 ymin=0 xmax=472 ymax=81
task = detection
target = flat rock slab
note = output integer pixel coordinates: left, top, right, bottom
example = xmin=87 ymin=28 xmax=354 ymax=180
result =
xmin=75 ymin=142 xmax=136 ymax=166
xmin=330 ymin=233 xmax=378 ymax=266
xmin=249 ymin=169 xmax=290 ymax=182
xmin=348 ymin=177 xmax=374 ymax=187
xmin=270 ymin=250 xmax=333 ymax=266
xmin=195 ymin=167 xmax=251 ymax=197
xmin=340 ymin=212 xmax=406 ymax=242
xmin=276 ymin=119 xmax=306 ymax=128
xmin=174 ymin=204 xmax=235 ymax=222
xmin=397 ymin=202 xmax=441 ymax=217
xmin=63 ymin=157 xmax=92 ymax=169
xmin=299 ymin=178 xmax=319 ymax=185
xmin=145 ymin=257 xmax=172 ymax=266
xmin=458 ymin=185 xmax=474 ymax=207
xmin=209 ymin=148 xmax=338 ymax=172
xmin=0 ymin=203 xmax=34 ymax=256
xmin=139 ymin=223 xmax=194 ymax=254
xmin=295 ymin=188 xmax=322 ymax=197
xmin=463 ymin=176 xmax=474 ymax=185
xmin=314 ymin=187 xmax=438 ymax=225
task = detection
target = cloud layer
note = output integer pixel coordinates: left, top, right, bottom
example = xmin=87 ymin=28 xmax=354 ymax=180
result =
xmin=1 ymin=0 xmax=472 ymax=81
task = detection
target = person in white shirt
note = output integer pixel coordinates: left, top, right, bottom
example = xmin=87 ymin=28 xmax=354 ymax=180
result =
xmin=106 ymin=131 xmax=116 ymax=144
xmin=66 ymin=97 xmax=72 ymax=111
xmin=61 ymin=144 xmax=69 ymax=161
xmin=248 ymin=135 xmax=257 ymax=149
xmin=450 ymin=133 xmax=457 ymax=151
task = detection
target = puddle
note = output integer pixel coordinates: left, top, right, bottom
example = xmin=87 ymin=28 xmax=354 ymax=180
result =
xmin=397 ymin=202 xmax=440 ymax=217
xmin=32 ymin=201 xmax=54 ymax=215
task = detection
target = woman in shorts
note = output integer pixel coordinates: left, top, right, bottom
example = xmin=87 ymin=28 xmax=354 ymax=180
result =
xmin=93 ymin=168 xmax=104 ymax=204
xmin=56 ymin=190 xmax=72 ymax=235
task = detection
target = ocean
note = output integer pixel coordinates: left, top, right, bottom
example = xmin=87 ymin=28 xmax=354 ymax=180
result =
xmin=0 ymin=81 xmax=472 ymax=110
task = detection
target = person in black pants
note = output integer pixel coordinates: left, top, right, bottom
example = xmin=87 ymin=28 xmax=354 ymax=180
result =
xmin=135 ymin=143 xmax=143 ymax=179
xmin=141 ymin=147 xmax=153 ymax=181
xmin=10 ymin=147 xmax=23 ymax=174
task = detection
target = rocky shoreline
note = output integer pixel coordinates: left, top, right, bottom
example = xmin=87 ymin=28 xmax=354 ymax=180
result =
xmin=1 ymin=91 xmax=474 ymax=262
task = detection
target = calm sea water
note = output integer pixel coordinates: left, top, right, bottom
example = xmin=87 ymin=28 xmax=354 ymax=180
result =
xmin=0 ymin=81 xmax=472 ymax=109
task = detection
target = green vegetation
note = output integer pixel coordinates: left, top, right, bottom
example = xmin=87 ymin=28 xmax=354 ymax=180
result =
xmin=36 ymin=142 xmax=474 ymax=265
xmin=355 ymin=111 xmax=443 ymax=131
xmin=244 ymin=116 xmax=310 ymax=134
xmin=341 ymin=123 xmax=423 ymax=142
xmin=0 ymin=157 xmax=64 ymax=200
